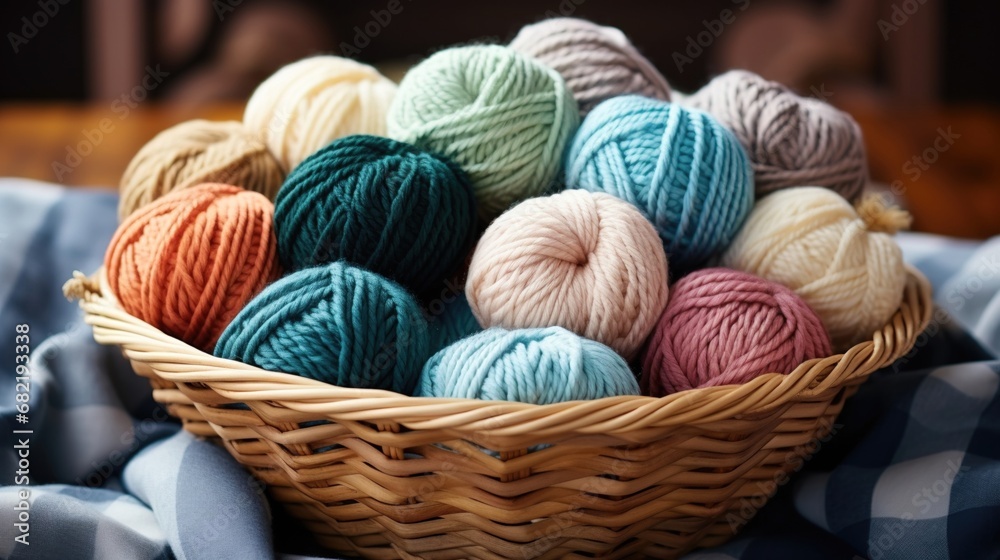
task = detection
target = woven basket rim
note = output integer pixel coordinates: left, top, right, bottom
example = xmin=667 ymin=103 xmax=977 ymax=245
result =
xmin=65 ymin=265 xmax=932 ymax=435
xmin=63 ymin=265 xmax=934 ymax=559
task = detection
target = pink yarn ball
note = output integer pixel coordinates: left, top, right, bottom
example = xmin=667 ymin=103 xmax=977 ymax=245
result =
xmin=467 ymin=190 xmax=669 ymax=360
xmin=641 ymin=268 xmax=831 ymax=396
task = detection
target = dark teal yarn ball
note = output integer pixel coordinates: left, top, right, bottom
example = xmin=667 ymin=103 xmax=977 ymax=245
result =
xmin=274 ymin=134 xmax=477 ymax=294
xmin=427 ymin=291 xmax=482 ymax=352
xmin=214 ymin=262 xmax=431 ymax=394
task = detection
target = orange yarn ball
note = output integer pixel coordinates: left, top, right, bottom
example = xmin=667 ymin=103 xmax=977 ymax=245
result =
xmin=105 ymin=183 xmax=280 ymax=352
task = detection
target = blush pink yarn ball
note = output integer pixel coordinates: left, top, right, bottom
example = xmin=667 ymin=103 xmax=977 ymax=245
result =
xmin=641 ymin=268 xmax=831 ymax=397
xmin=467 ymin=189 xmax=669 ymax=360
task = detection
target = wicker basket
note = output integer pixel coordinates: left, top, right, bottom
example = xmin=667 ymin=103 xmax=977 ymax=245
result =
xmin=66 ymin=266 xmax=932 ymax=559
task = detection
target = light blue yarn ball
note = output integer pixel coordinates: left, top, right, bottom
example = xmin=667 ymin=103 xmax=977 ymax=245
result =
xmin=215 ymin=262 xmax=430 ymax=395
xmin=566 ymin=95 xmax=754 ymax=270
xmin=427 ymin=291 xmax=482 ymax=353
xmin=417 ymin=326 xmax=640 ymax=404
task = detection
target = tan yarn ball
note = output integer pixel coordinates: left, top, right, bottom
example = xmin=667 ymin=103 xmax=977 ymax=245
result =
xmin=721 ymin=187 xmax=910 ymax=350
xmin=244 ymin=56 xmax=397 ymax=172
xmin=466 ymin=190 xmax=670 ymax=359
xmin=119 ymin=120 xmax=284 ymax=219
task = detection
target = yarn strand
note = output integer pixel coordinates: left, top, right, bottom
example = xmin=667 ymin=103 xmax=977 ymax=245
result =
xmin=856 ymin=194 xmax=912 ymax=234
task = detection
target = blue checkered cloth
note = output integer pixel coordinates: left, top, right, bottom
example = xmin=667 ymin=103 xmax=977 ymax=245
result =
xmin=0 ymin=180 xmax=999 ymax=559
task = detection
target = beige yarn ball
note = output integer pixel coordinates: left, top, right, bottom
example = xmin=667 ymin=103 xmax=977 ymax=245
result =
xmin=119 ymin=120 xmax=284 ymax=219
xmin=720 ymin=187 xmax=910 ymax=350
xmin=243 ymin=56 xmax=397 ymax=172
xmin=466 ymin=189 xmax=670 ymax=359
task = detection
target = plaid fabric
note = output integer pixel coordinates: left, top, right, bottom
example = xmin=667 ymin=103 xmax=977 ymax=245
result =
xmin=0 ymin=180 xmax=999 ymax=560
xmin=687 ymin=358 xmax=1000 ymax=560
xmin=0 ymin=181 xmax=277 ymax=560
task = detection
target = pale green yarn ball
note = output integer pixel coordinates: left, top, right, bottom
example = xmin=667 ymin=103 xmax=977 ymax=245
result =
xmin=387 ymin=45 xmax=580 ymax=220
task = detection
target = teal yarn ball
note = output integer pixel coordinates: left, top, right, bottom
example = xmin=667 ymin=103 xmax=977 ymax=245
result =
xmin=427 ymin=291 xmax=482 ymax=352
xmin=274 ymin=135 xmax=477 ymax=295
xmin=566 ymin=95 xmax=754 ymax=270
xmin=417 ymin=326 xmax=640 ymax=404
xmin=387 ymin=45 xmax=580 ymax=220
xmin=215 ymin=262 xmax=430 ymax=394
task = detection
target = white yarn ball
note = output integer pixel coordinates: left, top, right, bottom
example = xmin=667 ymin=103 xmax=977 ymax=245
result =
xmin=721 ymin=187 xmax=910 ymax=350
xmin=244 ymin=56 xmax=397 ymax=172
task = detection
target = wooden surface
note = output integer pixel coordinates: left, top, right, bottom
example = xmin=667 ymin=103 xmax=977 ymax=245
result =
xmin=846 ymin=105 xmax=1000 ymax=240
xmin=1 ymin=103 xmax=999 ymax=238
xmin=0 ymin=103 xmax=243 ymax=189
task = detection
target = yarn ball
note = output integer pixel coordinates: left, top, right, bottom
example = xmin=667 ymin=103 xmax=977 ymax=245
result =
xmin=418 ymin=326 xmax=640 ymax=404
xmin=509 ymin=18 xmax=671 ymax=116
xmin=427 ymin=291 xmax=482 ymax=352
xmin=566 ymin=95 xmax=754 ymax=270
xmin=684 ymin=70 xmax=868 ymax=201
xmin=274 ymin=135 xmax=477 ymax=294
xmin=105 ymin=183 xmax=280 ymax=352
xmin=640 ymin=268 xmax=832 ymax=397
xmin=721 ymin=188 xmax=911 ymax=350
xmin=467 ymin=190 xmax=669 ymax=359
xmin=118 ymin=119 xmax=284 ymax=219
xmin=387 ymin=45 xmax=579 ymax=220
xmin=215 ymin=262 xmax=430 ymax=394
xmin=244 ymin=56 xmax=397 ymax=172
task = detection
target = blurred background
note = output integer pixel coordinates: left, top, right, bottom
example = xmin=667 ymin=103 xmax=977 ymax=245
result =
xmin=1 ymin=0 xmax=998 ymax=237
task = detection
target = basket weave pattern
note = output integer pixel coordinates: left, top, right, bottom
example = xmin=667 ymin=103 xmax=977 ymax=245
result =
xmin=67 ymin=267 xmax=932 ymax=559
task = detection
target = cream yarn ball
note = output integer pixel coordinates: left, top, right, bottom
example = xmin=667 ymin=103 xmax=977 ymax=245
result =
xmin=466 ymin=189 xmax=669 ymax=359
xmin=244 ymin=56 xmax=397 ymax=172
xmin=721 ymin=187 xmax=910 ymax=350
